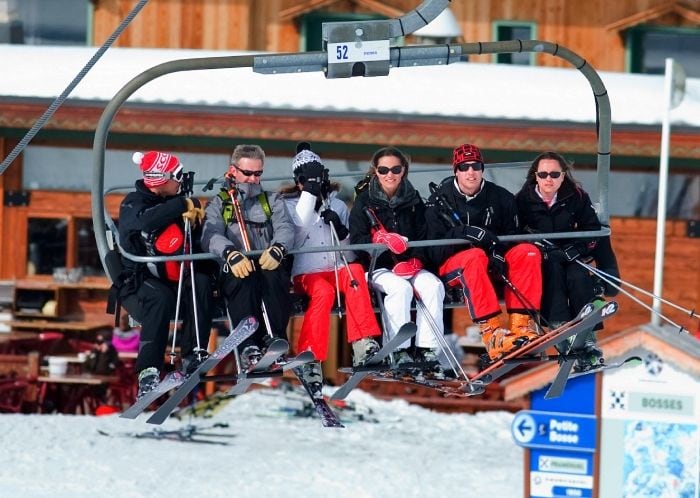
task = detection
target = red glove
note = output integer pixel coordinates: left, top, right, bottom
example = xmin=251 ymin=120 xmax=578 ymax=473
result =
xmin=392 ymin=258 xmax=423 ymax=279
xmin=372 ymin=229 xmax=408 ymax=255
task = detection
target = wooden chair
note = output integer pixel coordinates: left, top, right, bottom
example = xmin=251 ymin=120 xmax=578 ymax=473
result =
xmin=0 ymin=352 xmax=40 ymax=412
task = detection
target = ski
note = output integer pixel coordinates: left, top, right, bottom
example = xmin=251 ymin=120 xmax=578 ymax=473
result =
xmin=292 ymin=367 xmax=344 ymax=428
xmin=119 ymin=370 xmax=185 ymax=420
xmin=545 ymin=299 xmax=607 ymax=399
xmin=144 ymin=316 xmax=259 ymax=425
xmin=120 ymin=315 xmax=258 ymax=420
xmin=97 ymin=422 xmax=235 ymax=445
xmin=225 ymin=338 xmax=290 ymax=396
xmin=568 ymin=355 xmax=642 ymax=379
xmin=371 ymin=369 xmax=487 ymax=396
xmin=464 ymin=300 xmax=619 ymax=394
xmin=331 ymin=322 xmax=418 ymax=401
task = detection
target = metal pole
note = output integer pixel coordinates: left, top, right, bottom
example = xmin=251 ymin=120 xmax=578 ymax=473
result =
xmin=651 ymin=58 xmax=674 ymax=326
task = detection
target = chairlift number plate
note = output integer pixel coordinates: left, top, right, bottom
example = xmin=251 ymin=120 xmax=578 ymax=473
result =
xmin=328 ymin=40 xmax=390 ymax=64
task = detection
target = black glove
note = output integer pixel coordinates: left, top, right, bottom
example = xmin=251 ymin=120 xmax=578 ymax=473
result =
xmin=459 ymin=225 xmax=499 ymax=249
xmin=320 ymin=209 xmax=349 ymax=240
xmin=299 ymin=161 xmax=325 ymax=196
xmin=488 ymin=246 xmax=508 ymax=277
xmin=320 ymin=168 xmax=331 ymax=198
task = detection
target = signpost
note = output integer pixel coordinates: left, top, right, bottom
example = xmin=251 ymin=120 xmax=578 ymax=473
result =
xmin=511 ymin=410 xmax=597 ymax=453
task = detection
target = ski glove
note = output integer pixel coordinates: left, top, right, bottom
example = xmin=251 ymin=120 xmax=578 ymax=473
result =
xmin=372 ymin=229 xmax=408 ymax=255
xmin=182 ymin=198 xmax=205 ymax=226
xmin=299 ymin=161 xmax=325 ymax=197
xmin=458 ymin=225 xmax=499 ymax=249
xmin=392 ymin=257 xmax=423 ymax=279
xmin=259 ymin=242 xmax=286 ymax=271
xmin=488 ymin=246 xmax=508 ymax=277
xmin=225 ymin=248 xmax=253 ymax=279
xmin=320 ymin=209 xmax=349 ymax=240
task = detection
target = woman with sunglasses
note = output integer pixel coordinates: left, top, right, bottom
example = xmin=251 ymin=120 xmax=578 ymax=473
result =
xmin=349 ymin=146 xmax=445 ymax=368
xmin=515 ymin=151 xmax=604 ymax=371
xmin=425 ymin=144 xmax=542 ymax=363
xmin=117 ymin=151 xmax=212 ymax=398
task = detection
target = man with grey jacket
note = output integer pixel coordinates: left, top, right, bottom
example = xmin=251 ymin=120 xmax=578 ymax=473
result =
xmin=202 ymin=144 xmax=294 ymax=369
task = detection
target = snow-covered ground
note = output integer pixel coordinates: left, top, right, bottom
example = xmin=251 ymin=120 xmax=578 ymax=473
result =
xmin=0 ymin=385 xmax=522 ymax=498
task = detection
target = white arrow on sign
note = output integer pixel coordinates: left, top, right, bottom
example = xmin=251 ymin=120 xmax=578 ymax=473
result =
xmin=511 ymin=413 xmax=536 ymax=444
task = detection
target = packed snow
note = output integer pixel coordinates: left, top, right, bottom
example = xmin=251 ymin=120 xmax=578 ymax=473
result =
xmin=0 ymin=385 xmax=522 ymax=497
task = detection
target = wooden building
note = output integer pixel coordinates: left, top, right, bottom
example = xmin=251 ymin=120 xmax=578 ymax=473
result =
xmin=0 ymin=0 xmax=698 ymax=351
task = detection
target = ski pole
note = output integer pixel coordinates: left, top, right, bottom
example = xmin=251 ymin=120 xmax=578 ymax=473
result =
xmin=320 ymin=197 xmax=344 ymax=318
xmin=578 ymin=261 xmax=689 ymax=334
xmin=185 ymin=218 xmax=205 ymax=360
xmin=226 ymin=176 xmax=275 ymax=339
xmin=578 ymin=262 xmax=698 ymax=320
xmin=168 ymin=226 xmax=186 ymax=365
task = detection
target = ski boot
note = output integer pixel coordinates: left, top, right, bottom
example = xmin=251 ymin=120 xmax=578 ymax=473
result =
xmin=181 ymin=349 xmax=210 ymax=376
xmin=239 ymin=345 xmax=263 ymax=371
xmin=415 ymin=347 xmax=446 ymax=380
xmin=478 ymin=315 xmax=526 ymax=362
xmin=509 ymin=313 xmax=540 ymax=343
xmin=298 ymin=360 xmax=324 ymax=400
xmin=351 ymin=337 xmax=381 ymax=367
xmin=392 ymin=348 xmax=414 ymax=368
xmin=573 ymin=334 xmax=605 ymax=373
xmin=137 ymin=367 xmax=160 ymax=399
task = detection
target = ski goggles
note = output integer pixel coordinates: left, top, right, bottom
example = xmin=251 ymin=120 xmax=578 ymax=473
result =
xmin=170 ymin=165 xmax=184 ymax=182
xmin=232 ymin=164 xmax=263 ymax=177
xmin=536 ymin=171 xmax=563 ymax=179
xmin=376 ymin=165 xmax=404 ymax=175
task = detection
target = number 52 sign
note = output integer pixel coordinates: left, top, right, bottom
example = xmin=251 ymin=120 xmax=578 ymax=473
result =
xmin=327 ymin=40 xmax=390 ymax=64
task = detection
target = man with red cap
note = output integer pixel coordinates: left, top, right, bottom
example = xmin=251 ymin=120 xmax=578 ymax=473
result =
xmin=425 ymin=144 xmax=542 ymax=362
xmin=117 ymin=151 xmax=212 ymax=398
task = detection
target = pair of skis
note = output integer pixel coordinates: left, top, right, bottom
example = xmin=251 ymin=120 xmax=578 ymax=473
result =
xmin=333 ymin=300 xmax=621 ymax=399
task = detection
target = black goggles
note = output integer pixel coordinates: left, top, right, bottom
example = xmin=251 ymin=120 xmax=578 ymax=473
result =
xmin=536 ymin=171 xmax=563 ymax=179
xmin=455 ymin=162 xmax=484 ymax=172
xmin=376 ymin=165 xmax=404 ymax=175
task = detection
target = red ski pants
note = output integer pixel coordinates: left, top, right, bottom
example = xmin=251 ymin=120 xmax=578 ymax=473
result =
xmin=439 ymin=243 xmax=542 ymax=322
xmin=293 ymin=263 xmax=381 ymax=361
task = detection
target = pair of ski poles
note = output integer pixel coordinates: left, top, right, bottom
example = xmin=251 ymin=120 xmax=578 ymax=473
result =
xmin=363 ymin=207 xmax=471 ymax=383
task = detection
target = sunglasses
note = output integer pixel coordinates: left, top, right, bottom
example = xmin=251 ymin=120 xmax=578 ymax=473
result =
xmin=232 ymin=164 xmax=263 ymax=177
xmin=376 ymin=165 xmax=404 ymax=175
xmin=455 ymin=162 xmax=484 ymax=172
xmin=536 ymin=171 xmax=563 ymax=179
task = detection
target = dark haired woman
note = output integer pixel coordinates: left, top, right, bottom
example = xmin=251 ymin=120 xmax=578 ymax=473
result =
xmin=515 ymin=151 xmax=605 ymax=371
xmin=349 ymin=146 xmax=445 ymax=365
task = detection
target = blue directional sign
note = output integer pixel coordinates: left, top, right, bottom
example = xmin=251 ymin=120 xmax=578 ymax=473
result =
xmin=511 ymin=410 xmax=597 ymax=453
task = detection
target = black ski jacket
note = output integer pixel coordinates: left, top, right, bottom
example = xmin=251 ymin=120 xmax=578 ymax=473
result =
xmin=349 ymin=177 xmax=428 ymax=271
xmin=425 ymin=177 xmax=520 ymax=266
xmin=515 ymin=181 xmax=601 ymax=257
xmin=118 ymin=180 xmax=192 ymax=276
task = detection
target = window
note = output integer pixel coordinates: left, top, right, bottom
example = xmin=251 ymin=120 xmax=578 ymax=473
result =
xmin=76 ymin=218 xmax=105 ymax=277
xmin=628 ymin=26 xmax=700 ymax=77
xmin=493 ymin=21 xmax=536 ymax=65
xmin=27 ymin=218 xmax=67 ymax=276
xmin=12 ymin=0 xmax=90 ymax=45
xmin=300 ymin=11 xmax=388 ymax=52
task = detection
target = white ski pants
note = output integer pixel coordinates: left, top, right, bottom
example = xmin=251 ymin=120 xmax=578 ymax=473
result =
xmin=370 ymin=268 xmax=445 ymax=349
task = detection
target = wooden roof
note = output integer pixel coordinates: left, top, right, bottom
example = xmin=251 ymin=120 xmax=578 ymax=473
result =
xmin=605 ymin=1 xmax=700 ymax=31
xmin=501 ymin=323 xmax=700 ymax=401
xmin=279 ymin=0 xmax=403 ymax=22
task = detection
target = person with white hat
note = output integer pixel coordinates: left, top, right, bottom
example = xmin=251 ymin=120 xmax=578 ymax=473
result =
xmin=117 ymin=151 xmax=212 ymax=398
xmin=281 ymin=142 xmax=382 ymax=396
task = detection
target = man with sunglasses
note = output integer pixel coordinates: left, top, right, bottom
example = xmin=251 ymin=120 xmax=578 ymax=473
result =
xmin=202 ymin=144 xmax=294 ymax=370
xmin=425 ymin=143 xmax=542 ymax=363
xmin=117 ymin=151 xmax=212 ymax=398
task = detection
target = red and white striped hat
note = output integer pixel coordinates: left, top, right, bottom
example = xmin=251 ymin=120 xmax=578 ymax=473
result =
xmin=133 ymin=151 xmax=183 ymax=187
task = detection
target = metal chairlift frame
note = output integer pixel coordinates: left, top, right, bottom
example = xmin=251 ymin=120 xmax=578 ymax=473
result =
xmin=91 ymin=0 xmax=612 ymax=279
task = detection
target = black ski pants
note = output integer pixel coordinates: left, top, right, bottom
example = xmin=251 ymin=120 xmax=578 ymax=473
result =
xmin=220 ymin=266 xmax=291 ymax=349
xmin=541 ymin=251 xmax=595 ymax=325
xmin=122 ymin=271 xmax=213 ymax=374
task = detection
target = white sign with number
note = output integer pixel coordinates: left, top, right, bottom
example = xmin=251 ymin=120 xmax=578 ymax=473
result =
xmin=327 ymin=40 xmax=390 ymax=64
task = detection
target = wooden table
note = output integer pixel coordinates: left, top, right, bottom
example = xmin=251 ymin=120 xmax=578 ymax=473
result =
xmin=10 ymin=319 xmax=113 ymax=333
xmin=37 ymin=373 xmax=118 ymax=414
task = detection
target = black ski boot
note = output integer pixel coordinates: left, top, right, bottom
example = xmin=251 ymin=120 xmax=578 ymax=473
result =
xmin=137 ymin=367 xmax=160 ymax=399
xmin=351 ymin=337 xmax=381 ymax=367
xmin=182 ymin=350 xmax=210 ymax=376
xmin=298 ymin=361 xmax=323 ymax=400
xmin=240 ymin=345 xmax=263 ymax=371
xmin=573 ymin=339 xmax=605 ymax=373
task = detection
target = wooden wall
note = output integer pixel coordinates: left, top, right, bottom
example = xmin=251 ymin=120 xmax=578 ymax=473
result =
xmin=92 ymin=0 xmax=700 ymax=71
